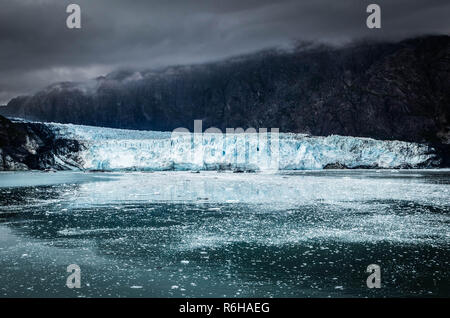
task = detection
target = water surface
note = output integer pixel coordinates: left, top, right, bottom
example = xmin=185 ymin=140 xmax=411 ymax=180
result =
xmin=0 ymin=170 xmax=449 ymax=297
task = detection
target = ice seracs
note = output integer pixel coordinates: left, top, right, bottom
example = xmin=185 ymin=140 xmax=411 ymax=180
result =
xmin=47 ymin=122 xmax=440 ymax=171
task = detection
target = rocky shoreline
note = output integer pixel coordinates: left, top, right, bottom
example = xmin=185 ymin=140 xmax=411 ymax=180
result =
xmin=0 ymin=115 xmax=84 ymax=171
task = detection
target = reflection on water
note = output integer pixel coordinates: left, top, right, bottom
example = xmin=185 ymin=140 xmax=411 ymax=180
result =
xmin=0 ymin=170 xmax=449 ymax=297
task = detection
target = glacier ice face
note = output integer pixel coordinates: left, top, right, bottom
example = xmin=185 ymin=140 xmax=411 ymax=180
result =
xmin=46 ymin=123 xmax=439 ymax=171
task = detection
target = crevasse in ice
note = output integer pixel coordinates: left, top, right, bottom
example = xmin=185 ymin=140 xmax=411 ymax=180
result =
xmin=47 ymin=123 xmax=439 ymax=171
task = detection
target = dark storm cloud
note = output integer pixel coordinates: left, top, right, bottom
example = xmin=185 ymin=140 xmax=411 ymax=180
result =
xmin=0 ymin=0 xmax=449 ymax=103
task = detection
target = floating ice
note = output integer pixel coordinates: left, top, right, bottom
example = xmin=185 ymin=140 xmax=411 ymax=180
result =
xmin=47 ymin=122 xmax=439 ymax=171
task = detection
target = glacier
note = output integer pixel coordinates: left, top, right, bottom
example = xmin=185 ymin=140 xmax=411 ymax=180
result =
xmin=46 ymin=122 xmax=440 ymax=171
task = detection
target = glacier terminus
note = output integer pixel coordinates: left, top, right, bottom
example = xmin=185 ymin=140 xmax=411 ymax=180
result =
xmin=45 ymin=122 xmax=440 ymax=171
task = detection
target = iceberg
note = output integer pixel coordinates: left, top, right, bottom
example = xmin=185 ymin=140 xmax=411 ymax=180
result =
xmin=46 ymin=122 xmax=440 ymax=171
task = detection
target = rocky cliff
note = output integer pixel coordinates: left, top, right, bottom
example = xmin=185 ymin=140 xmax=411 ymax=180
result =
xmin=0 ymin=115 xmax=84 ymax=171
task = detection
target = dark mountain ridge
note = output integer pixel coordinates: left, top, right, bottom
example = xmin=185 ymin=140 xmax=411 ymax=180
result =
xmin=1 ymin=36 xmax=449 ymax=154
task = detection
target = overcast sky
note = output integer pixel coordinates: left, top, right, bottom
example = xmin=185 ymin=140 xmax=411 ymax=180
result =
xmin=0 ymin=0 xmax=449 ymax=104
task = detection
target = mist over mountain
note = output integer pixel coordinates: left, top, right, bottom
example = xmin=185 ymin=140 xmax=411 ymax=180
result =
xmin=1 ymin=36 xmax=449 ymax=150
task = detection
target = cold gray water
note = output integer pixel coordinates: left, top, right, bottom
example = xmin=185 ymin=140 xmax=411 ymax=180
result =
xmin=0 ymin=170 xmax=449 ymax=297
